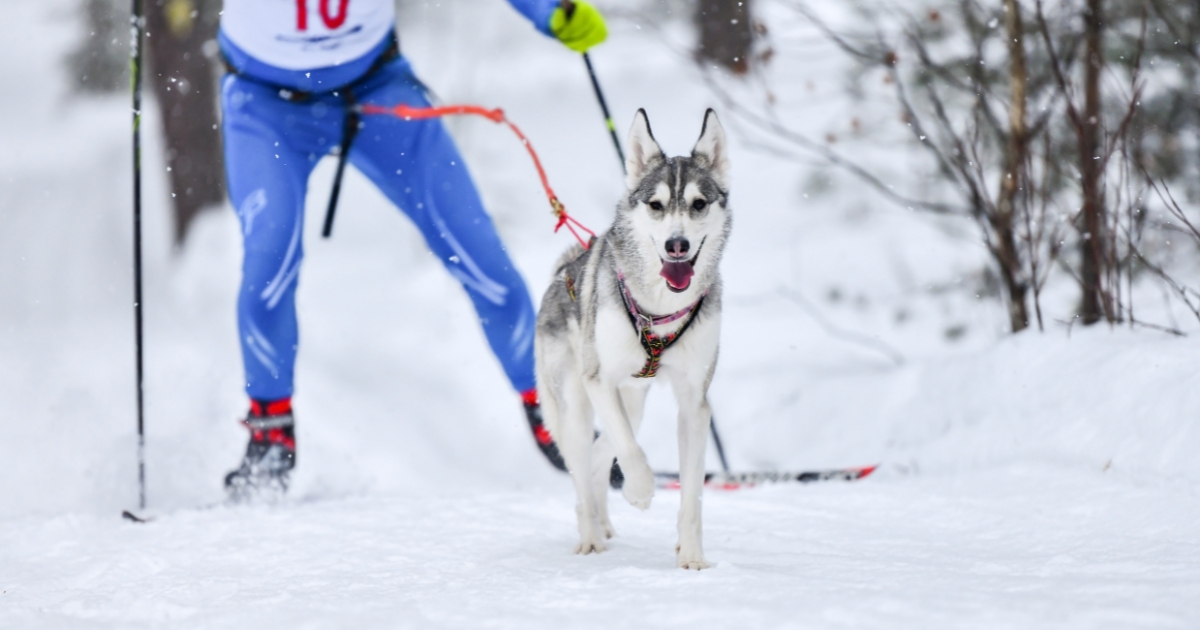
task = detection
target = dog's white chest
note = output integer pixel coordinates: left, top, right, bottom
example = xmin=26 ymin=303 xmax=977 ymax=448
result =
xmin=593 ymin=308 xmax=652 ymax=379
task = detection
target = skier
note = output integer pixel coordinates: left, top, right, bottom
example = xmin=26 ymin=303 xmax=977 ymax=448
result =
xmin=218 ymin=0 xmax=608 ymax=495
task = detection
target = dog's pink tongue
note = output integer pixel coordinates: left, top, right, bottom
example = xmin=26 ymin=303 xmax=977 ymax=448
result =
xmin=660 ymin=260 xmax=695 ymax=291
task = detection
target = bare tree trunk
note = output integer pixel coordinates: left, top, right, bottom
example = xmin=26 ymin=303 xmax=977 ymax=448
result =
xmin=67 ymin=0 xmax=128 ymax=94
xmin=145 ymin=0 xmax=224 ymax=246
xmin=996 ymin=0 xmax=1031 ymax=333
xmin=1079 ymin=0 xmax=1107 ymax=323
xmin=696 ymin=0 xmax=754 ymax=74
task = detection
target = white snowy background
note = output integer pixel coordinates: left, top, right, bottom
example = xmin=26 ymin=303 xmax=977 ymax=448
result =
xmin=1 ymin=0 xmax=1198 ymax=627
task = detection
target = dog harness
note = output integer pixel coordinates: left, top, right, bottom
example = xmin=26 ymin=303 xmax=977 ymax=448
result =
xmin=561 ymin=266 xmax=705 ymax=378
xmin=615 ymin=271 xmax=707 ymax=378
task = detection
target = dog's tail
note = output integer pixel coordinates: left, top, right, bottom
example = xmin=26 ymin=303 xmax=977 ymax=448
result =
xmin=534 ymin=342 xmax=561 ymax=443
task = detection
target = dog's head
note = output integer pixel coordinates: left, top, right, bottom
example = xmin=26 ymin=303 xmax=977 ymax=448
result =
xmin=614 ymin=108 xmax=731 ymax=296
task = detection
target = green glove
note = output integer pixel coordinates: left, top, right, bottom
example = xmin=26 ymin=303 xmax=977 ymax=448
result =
xmin=550 ymin=1 xmax=608 ymax=53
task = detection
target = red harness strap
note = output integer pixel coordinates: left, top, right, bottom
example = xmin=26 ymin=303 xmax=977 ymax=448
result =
xmin=357 ymin=103 xmax=597 ymax=249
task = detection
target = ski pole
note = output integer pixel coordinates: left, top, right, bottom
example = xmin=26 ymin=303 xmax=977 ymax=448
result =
xmin=709 ymin=415 xmax=731 ymax=473
xmin=129 ymin=0 xmax=147 ymax=510
xmin=322 ymin=99 xmax=358 ymax=238
xmin=582 ymin=53 xmax=625 ymax=171
xmin=560 ymin=0 xmax=625 ymax=172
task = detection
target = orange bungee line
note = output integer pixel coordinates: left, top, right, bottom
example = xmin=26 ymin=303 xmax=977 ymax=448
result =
xmin=357 ymin=103 xmax=598 ymax=249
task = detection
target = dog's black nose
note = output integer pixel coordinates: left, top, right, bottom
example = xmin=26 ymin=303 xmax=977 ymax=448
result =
xmin=666 ymin=237 xmax=690 ymax=259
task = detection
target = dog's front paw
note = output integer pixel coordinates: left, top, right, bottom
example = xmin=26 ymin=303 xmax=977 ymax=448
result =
xmin=676 ymin=540 xmax=709 ymax=570
xmin=676 ymin=545 xmax=709 ymax=570
xmin=574 ymin=536 xmax=607 ymax=555
xmin=620 ymin=460 xmax=655 ymax=510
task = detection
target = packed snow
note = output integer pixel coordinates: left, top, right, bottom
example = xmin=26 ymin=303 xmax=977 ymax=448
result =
xmin=1 ymin=0 xmax=1197 ymax=628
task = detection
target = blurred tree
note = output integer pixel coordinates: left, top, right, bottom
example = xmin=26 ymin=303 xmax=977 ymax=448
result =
xmin=1117 ymin=1 xmax=1200 ymax=195
xmin=67 ymin=0 xmax=225 ymax=246
xmin=1076 ymin=0 xmax=1108 ymax=324
xmin=66 ymin=0 xmax=128 ymax=93
xmin=696 ymin=0 xmax=754 ymax=74
xmin=791 ymin=0 xmax=1064 ymax=332
xmin=996 ymin=0 xmax=1032 ymax=331
xmin=145 ymin=0 xmax=225 ymax=245
xmin=708 ymin=0 xmax=1200 ymax=332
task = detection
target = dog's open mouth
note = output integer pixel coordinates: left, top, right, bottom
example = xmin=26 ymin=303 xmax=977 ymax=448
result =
xmin=660 ymin=258 xmax=696 ymax=293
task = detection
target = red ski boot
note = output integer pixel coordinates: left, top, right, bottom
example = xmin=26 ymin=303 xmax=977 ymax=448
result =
xmin=224 ymin=398 xmax=296 ymax=500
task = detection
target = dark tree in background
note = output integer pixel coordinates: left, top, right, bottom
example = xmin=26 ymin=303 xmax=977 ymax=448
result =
xmin=996 ymin=0 xmax=1032 ymax=331
xmin=1132 ymin=0 xmax=1200 ymax=197
xmin=67 ymin=0 xmax=128 ymax=93
xmin=68 ymin=0 xmax=225 ymax=246
xmin=1077 ymin=0 xmax=1108 ymax=324
xmin=758 ymin=0 xmax=1168 ymax=332
xmin=696 ymin=0 xmax=755 ymax=74
xmin=145 ymin=0 xmax=225 ymax=245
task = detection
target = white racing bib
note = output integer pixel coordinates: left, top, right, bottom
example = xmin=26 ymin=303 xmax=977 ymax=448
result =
xmin=221 ymin=0 xmax=396 ymax=70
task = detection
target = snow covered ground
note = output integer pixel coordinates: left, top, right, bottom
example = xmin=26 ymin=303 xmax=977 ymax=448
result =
xmin=4 ymin=466 xmax=1198 ymax=629
xmin=2 ymin=0 xmax=1198 ymax=627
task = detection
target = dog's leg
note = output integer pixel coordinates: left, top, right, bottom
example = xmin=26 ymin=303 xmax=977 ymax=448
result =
xmin=619 ymin=382 xmax=650 ymax=436
xmin=560 ymin=373 xmax=606 ymax=554
xmin=670 ymin=374 xmax=711 ymax=570
xmin=589 ymin=432 xmax=616 ymax=539
xmin=589 ymin=383 xmax=650 ymax=538
xmin=584 ymin=379 xmax=655 ymax=510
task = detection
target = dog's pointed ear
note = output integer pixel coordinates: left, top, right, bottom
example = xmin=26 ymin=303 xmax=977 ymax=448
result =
xmin=692 ymin=109 xmax=729 ymax=188
xmin=625 ymin=109 xmax=664 ymax=190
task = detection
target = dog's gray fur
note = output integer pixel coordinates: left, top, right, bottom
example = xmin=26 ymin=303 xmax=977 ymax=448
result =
xmin=535 ymin=109 xmax=731 ymax=570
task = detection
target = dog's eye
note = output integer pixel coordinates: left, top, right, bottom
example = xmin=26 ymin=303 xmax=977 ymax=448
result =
xmin=692 ymin=198 xmax=708 ymax=211
xmin=648 ymin=201 xmax=664 ymax=211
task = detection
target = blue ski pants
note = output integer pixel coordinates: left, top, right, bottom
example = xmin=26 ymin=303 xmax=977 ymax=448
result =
xmin=221 ymin=56 xmax=537 ymax=401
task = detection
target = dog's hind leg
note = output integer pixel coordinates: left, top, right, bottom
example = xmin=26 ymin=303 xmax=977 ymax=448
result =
xmin=584 ymin=379 xmax=655 ymax=510
xmin=670 ymin=374 xmax=712 ymax=570
xmin=559 ymin=373 xmax=607 ymax=554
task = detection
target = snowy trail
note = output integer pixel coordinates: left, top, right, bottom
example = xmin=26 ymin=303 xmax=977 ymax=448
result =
xmin=3 ymin=467 xmax=1197 ymax=629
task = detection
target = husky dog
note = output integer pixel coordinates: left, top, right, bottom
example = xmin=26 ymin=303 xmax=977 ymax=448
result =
xmin=535 ymin=109 xmax=730 ymax=570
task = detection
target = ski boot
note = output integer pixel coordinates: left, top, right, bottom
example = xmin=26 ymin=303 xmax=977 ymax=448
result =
xmin=224 ymin=398 xmax=296 ymax=501
xmin=522 ymin=389 xmax=567 ymax=472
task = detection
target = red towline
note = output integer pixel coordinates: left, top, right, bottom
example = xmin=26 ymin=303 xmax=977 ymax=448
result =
xmin=357 ymin=103 xmax=597 ymax=249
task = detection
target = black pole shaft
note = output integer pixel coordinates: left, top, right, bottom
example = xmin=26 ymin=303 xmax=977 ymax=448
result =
xmin=581 ymin=53 xmax=626 ymax=172
xmin=321 ymin=149 xmax=350 ymax=238
xmin=709 ymin=415 xmax=730 ymax=473
xmin=322 ymin=104 xmax=359 ymax=238
xmin=130 ymin=0 xmax=146 ymax=510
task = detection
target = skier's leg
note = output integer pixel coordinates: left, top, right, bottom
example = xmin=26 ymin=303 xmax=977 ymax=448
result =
xmin=350 ymin=61 xmax=537 ymax=394
xmin=221 ymin=74 xmax=327 ymax=402
xmin=220 ymin=75 xmax=342 ymax=495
